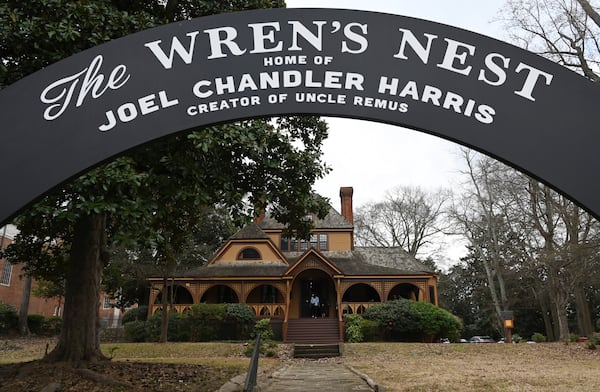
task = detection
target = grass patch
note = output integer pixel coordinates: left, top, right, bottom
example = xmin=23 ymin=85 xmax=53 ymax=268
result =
xmin=343 ymin=342 xmax=600 ymax=391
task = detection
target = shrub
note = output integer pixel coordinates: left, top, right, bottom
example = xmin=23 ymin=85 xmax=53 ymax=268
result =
xmin=27 ymin=314 xmax=46 ymax=335
xmin=408 ymin=301 xmax=462 ymax=342
xmin=568 ymin=333 xmax=580 ymax=343
xmin=143 ymin=304 xmax=256 ymax=342
xmin=185 ymin=304 xmax=225 ymax=341
xmin=252 ymin=318 xmax=274 ymax=341
xmin=586 ymin=334 xmax=599 ymax=350
xmin=364 ymin=299 xmax=417 ymax=341
xmin=531 ymin=332 xmax=546 ymax=343
xmin=244 ymin=337 xmax=278 ymax=357
xmin=225 ymin=303 xmax=255 ymax=339
xmin=144 ymin=310 xmax=181 ymax=341
xmin=343 ymin=314 xmax=364 ymax=343
xmin=363 ymin=299 xmax=462 ymax=342
xmin=123 ymin=320 xmax=149 ymax=342
xmin=0 ymin=302 xmax=18 ymax=333
xmin=122 ymin=306 xmax=148 ymax=324
xmin=512 ymin=334 xmax=522 ymax=343
xmin=360 ymin=318 xmax=380 ymax=342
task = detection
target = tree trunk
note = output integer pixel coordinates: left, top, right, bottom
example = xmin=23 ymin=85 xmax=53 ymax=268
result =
xmin=533 ymin=286 xmax=555 ymax=341
xmin=46 ymin=213 xmax=108 ymax=362
xmin=574 ymin=286 xmax=593 ymax=337
xmin=548 ymin=266 xmax=570 ymax=342
xmin=18 ymin=274 xmax=32 ymax=336
xmin=538 ymin=294 xmax=555 ymax=341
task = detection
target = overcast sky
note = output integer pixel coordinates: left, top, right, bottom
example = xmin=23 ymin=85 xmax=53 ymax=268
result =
xmin=285 ymin=1 xmax=509 ymax=263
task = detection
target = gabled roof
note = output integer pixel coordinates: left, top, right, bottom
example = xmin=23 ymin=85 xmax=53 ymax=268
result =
xmin=229 ymin=223 xmax=270 ymax=239
xmin=204 ymin=222 xmax=287 ymax=267
xmin=284 ymin=248 xmax=343 ymax=276
xmin=177 ymin=246 xmax=434 ymax=279
xmin=258 ymin=206 xmax=353 ymax=230
xmin=286 ymin=247 xmax=435 ymax=276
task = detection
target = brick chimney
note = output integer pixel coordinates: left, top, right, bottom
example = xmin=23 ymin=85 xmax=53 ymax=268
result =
xmin=253 ymin=198 xmax=266 ymax=224
xmin=339 ymin=187 xmax=354 ymax=224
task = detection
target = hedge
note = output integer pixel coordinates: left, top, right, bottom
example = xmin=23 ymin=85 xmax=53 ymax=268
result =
xmin=362 ymin=299 xmax=462 ymax=342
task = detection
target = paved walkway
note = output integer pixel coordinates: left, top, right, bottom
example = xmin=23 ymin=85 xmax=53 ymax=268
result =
xmin=259 ymin=362 xmax=376 ymax=391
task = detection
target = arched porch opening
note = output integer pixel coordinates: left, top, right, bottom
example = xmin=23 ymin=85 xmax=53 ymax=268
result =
xmin=388 ymin=283 xmax=420 ymax=301
xmin=342 ymin=283 xmax=381 ymax=302
xmin=153 ymin=284 xmax=194 ymax=305
xmin=152 ymin=284 xmax=194 ymax=314
xmin=290 ymin=269 xmax=336 ymax=319
xmin=341 ymin=283 xmax=381 ymax=315
xmin=245 ymin=284 xmax=285 ymax=319
xmin=200 ymin=284 xmax=239 ymax=304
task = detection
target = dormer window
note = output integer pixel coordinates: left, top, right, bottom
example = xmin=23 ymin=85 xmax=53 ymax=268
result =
xmin=280 ymin=233 xmax=328 ymax=251
xmin=238 ymin=247 xmax=261 ymax=260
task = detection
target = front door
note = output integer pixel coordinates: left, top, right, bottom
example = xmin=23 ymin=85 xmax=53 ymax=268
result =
xmin=292 ymin=269 xmax=336 ymax=319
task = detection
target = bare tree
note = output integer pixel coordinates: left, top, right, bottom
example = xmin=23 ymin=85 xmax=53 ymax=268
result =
xmin=500 ymin=0 xmax=600 ymax=340
xmin=502 ymin=0 xmax=600 ymax=81
xmin=451 ymin=148 xmax=600 ymax=340
xmin=449 ymin=150 xmax=523 ymax=329
xmin=354 ymin=185 xmax=451 ymax=258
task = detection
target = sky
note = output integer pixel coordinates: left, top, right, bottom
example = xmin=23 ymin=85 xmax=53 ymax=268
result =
xmin=285 ymin=0 xmax=509 ymax=264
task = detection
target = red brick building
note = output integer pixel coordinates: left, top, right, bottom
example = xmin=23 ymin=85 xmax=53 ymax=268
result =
xmin=0 ymin=225 xmax=62 ymax=317
xmin=1 ymin=225 xmax=133 ymax=327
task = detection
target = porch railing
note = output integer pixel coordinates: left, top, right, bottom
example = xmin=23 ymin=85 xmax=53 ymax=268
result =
xmin=149 ymin=303 xmax=286 ymax=318
xmin=246 ymin=303 xmax=285 ymax=319
xmin=150 ymin=304 xmax=192 ymax=315
xmin=340 ymin=302 xmax=378 ymax=316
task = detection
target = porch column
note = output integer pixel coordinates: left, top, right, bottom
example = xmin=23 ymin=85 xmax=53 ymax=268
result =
xmin=336 ymin=277 xmax=343 ymax=341
xmin=283 ymin=279 xmax=291 ymax=341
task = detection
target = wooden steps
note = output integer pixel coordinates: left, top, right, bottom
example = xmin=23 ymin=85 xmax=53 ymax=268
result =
xmin=286 ymin=318 xmax=341 ymax=344
xmin=293 ymin=343 xmax=341 ymax=358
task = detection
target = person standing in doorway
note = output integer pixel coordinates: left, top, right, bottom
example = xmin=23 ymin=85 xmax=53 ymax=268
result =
xmin=310 ymin=293 xmax=320 ymax=318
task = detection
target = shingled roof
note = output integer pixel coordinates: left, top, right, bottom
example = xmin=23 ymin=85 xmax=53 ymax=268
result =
xmin=181 ymin=261 xmax=288 ymax=278
xmin=287 ymin=248 xmax=435 ymax=276
xmin=229 ymin=223 xmax=270 ymax=240
xmin=177 ymin=246 xmax=433 ymax=278
xmin=258 ymin=206 xmax=353 ymax=230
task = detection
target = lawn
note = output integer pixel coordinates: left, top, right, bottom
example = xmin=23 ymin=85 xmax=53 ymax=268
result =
xmin=1 ymin=339 xmax=599 ymax=391
xmin=343 ymin=342 xmax=600 ymax=391
xmin=0 ymin=339 xmax=281 ymax=391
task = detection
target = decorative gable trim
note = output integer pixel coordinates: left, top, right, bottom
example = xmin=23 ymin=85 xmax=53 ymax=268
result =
xmin=207 ymin=237 xmax=289 ymax=266
xmin=284 ymin=248 xmax=342 ymax=277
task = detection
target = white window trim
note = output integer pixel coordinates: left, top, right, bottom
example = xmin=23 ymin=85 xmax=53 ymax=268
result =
xmin=0 ymin=261 xmax=13 ymax=286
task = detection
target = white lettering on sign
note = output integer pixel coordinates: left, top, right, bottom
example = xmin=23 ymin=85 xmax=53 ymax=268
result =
xmin=98 ymin=90 xmax=178 ymax=132
xmin=143 ymin=32 xmax=201 ymax=69
xmin=40 ymin=55 xmax=130 ymax=120
xmin=378 ymin=77 xmax=495 ymax=124
xmin=392 ymin=28 xmax=554 ymax=101
xmin=192 ymin=70 xmax=364 ymax=98
xmin=144 ymin=20 xmax=369 ymax=67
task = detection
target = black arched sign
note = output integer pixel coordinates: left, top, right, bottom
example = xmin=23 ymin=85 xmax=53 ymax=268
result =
xmin=1 ymin=8 xmax=599 ymax=225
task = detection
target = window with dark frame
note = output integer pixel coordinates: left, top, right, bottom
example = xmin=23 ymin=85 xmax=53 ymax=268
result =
xmin=279 ymin=233 xmax=329 ymax=251
xmin=238 ymin=247 xmax=261 ymax=260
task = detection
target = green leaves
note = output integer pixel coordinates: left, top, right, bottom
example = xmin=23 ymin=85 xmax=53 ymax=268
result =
xmin=364 ymin=299 xmax=462 ymax=342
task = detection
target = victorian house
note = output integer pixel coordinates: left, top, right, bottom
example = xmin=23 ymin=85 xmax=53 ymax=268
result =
xmin=148 ymin=187 xmax=438 ymax=343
